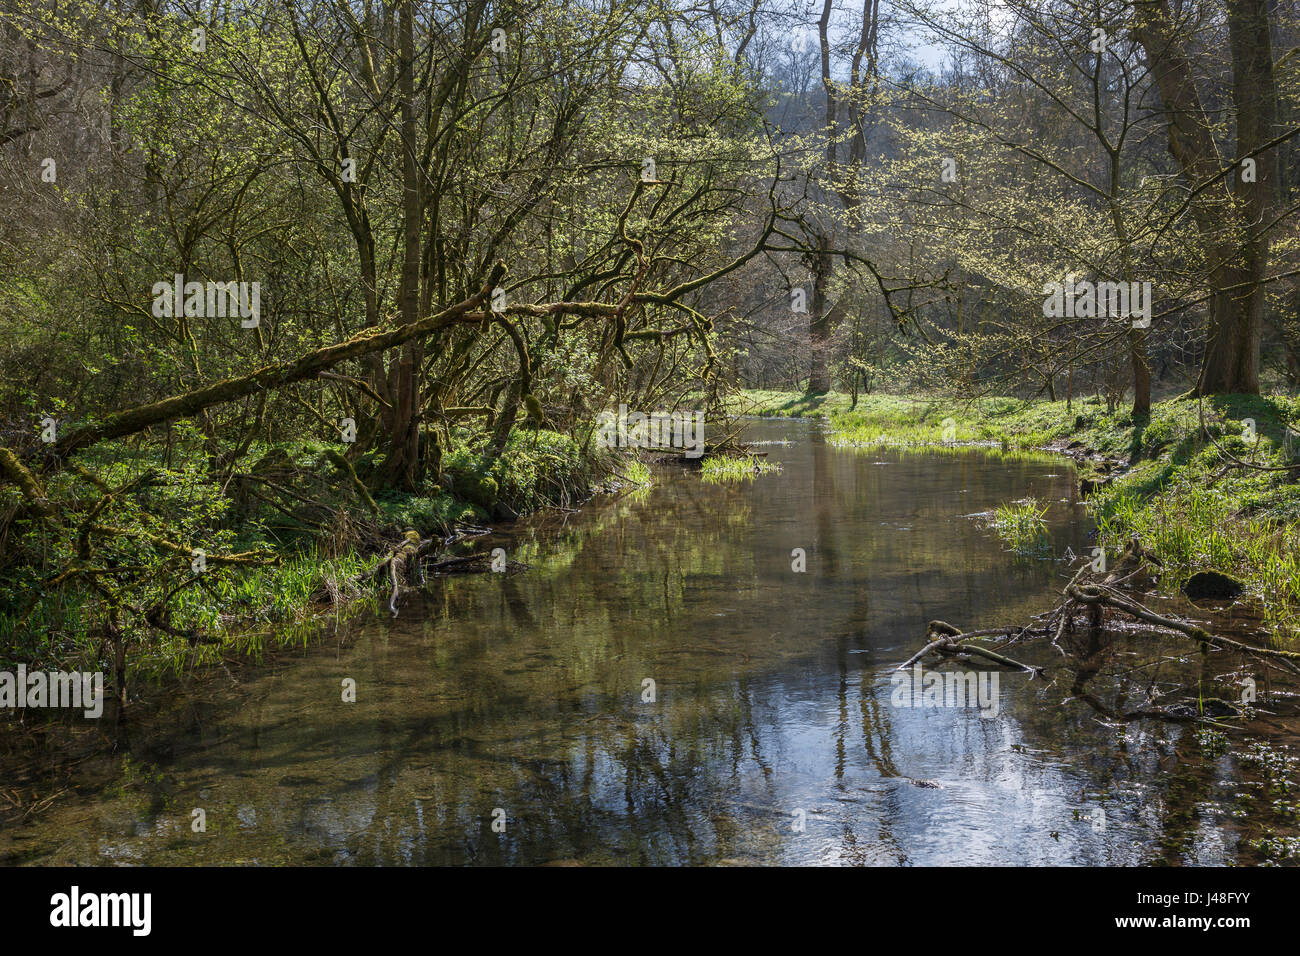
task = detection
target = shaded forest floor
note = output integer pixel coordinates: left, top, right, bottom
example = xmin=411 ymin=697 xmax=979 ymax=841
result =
xmin=742 ymin=388 xmax=1300 ymax=643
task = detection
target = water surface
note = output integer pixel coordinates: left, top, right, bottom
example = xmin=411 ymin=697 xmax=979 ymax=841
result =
xmin=2 ymin=418 xmax=1294 ymax=865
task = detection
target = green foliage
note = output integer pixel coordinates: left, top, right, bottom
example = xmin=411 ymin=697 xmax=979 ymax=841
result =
xmin=751 ymin=389 xmax=1300 ymax=641
xmin=443 ymin=429 xmax=593 ymax=515
xmin=700 ymin=455 xmax=781 ymax=483
xmin=0 ymin=0 xmax=771 ymax=681
xmin=990 ymin=498 xmax=1051 ymax=555
xmin=0 ymin=423 xmax=607 ymax=678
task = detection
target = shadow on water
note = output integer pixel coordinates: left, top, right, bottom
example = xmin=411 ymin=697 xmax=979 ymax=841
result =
xmin=2 ymin=418 xmax=1298 ymax=865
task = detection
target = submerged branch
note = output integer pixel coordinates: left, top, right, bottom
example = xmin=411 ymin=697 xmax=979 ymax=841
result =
xmin=907 ymin=538 xmax=1300 ymax=724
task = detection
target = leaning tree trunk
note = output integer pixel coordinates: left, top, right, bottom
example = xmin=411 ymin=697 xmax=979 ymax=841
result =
xmin=33 ymin=267 xmax=504 ymax=468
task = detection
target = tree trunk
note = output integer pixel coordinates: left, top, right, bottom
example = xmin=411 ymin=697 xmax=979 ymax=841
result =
xmin=379 ymin=0 xmax=423 ymax=489
xmin=1129 ymin=328 xmax=1152 ymax=416
xmin=1198 ymin=262 xmax=1264 ymax=394
xmin=809 ymin=234 xmax=835 ymax=394
xmin=1134 ymin=0 xmax=1278 ymax=396
xmin=1196 ymin=0 xmax=1278 ymax=395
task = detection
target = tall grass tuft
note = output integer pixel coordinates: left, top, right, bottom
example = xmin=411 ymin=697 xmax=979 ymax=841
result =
xmin=991 ymin=498 xmax=1050 ymax=555
xmin=700 ymin=455 xmax=781 ymax=483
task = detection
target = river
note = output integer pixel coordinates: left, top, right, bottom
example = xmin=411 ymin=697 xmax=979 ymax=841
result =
xmin=2 ymin=417 xmax=1294 ymax=865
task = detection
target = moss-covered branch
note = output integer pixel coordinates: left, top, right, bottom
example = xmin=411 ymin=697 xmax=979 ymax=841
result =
xmin=28 ymin=263 xmax=507 ymax=469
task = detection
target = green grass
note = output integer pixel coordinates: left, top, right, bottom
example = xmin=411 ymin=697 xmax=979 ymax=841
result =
xmin=737 ymin=389 xmax=863 ymax=418
xmin=742 ymin=390 xmax=1079 ymax=449
xmin=746 ymin=388 xmax=1300 ymax=641
xmin=138 ymin=553 xmax=379 ymax=679
xmin=700 ymin=455 xmax=782 ymax=483
xmin=990 ymin=498 xmax=1051 ymax=555
xmin=619 ymin=459 xmax=653 ymax=486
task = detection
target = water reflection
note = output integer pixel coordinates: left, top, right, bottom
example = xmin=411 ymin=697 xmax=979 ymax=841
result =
xmin=0 ymin=419 xmax=1289 ymax=865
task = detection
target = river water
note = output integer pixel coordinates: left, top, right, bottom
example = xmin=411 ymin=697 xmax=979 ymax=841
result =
xmin=2 ymin=418 xmax=1295 ymax=865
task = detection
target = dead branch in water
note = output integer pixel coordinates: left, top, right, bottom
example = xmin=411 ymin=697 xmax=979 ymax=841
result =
xmin=353 ymin=531 xmax=436 ymax=616
xmin=899 ymin=537 xmax=1300 ymax=724
xmin=1064 ymin=580 xmax=1300 ymax=675
xmin=895 ymin=620 xmax=1045 ymax=675
xmin=323 ymin=530 xmax=527 ymax=617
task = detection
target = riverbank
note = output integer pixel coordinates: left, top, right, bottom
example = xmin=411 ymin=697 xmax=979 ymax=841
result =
xmin=742 ymin=388 xmax=1300 ymax=642
xmin=3 ymin=415 xmax=1296 ymax=865
xmin=1 ymin=426 xmax=648 ymax=681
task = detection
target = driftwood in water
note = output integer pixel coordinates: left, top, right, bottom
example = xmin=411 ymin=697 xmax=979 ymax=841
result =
xmin=1037 ymin=537 xmax=1300 ymax=676
xmin=896 ymin=620 xmax=1044 ymax=676
xmin=1064 ymin=576 xmax=1300 ymax=676
xmin=340 ymin=530 xmax=519 ymax=617
xmin=901 ymin=537 xmax=1300 ymax=724
xmin=361 ymin=531 xmax=435 ymax=615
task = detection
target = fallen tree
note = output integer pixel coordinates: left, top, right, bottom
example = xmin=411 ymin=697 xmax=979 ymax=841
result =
xmin=21 ymin=263 xmax=504 ymax=470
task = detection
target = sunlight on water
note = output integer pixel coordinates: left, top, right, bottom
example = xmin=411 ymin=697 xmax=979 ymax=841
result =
xmin=0 ymin=420 xmax=1282 ymax=865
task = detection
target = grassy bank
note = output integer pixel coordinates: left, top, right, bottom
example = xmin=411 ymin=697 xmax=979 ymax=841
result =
xmin=743 ymin=388 xmax=1300 ymax=642
xmin=2 ymin=426 xmax=632 ymax=678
